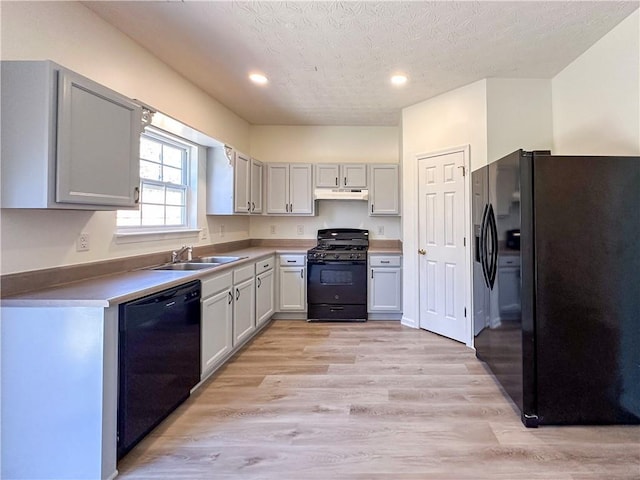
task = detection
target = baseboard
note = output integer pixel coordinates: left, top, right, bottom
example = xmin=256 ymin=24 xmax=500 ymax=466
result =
xmin=401 ymin=315 xmax=418 ymax=328
xmin=272 ymin=312 xmax=307 ymax=320
xmin=367 ymin=313 xmax=402 ymax=321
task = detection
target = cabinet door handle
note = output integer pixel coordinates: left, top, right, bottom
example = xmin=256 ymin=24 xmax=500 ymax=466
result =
xmin=247 ymin=201 xmax=251 ymax=212
xmin=134 ymin=186 xmax=140 ymax=203
xmin=371 ymin=204 xmax=374 ymax=213
xmin=257 ymin=277 xmax=261 ymax=288
xmin=300 ymin=270 xmax=304 ymax=279
xmin=371 ymin=270 xmax=374 ymax=279
xmin=228 ymin=291 xmax=233 ymax=304
xmin=344 ymin=176 xmax=347 ymax=186
xmin=236 ymin=288 xmax=240 ymax=301
xmin=285 ymin=203 xmax=289 ymax=213
xmin=289 ymin=203 xmax=293 ymax=212
xmin=335 ymin=177 xmax=338 ymax=186
xmin=252 ymin=202 xmax=255 ymax=211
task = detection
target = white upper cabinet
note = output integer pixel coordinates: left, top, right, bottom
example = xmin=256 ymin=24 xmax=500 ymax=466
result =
xmin=315 ymin=164 xmax=367 ymax=189
xmin=1 ymin=61 xmax=143 ymax=209
xmin=315 ymin=164 xmax=340 ymax=188
xmin=233 ymin=151 xmax=251 ymax=213
xmin=207 ymin=146 xmax=263 ymax=215
xmin=250 ymin=158 xmax=264 ymax=214
xmin=341 ymin=164 xmax=367 ymax=188
xmin=369 ymin=164 xmax=400 ymax=216
xmin=266 ymin=163 xmax=314 ymax=215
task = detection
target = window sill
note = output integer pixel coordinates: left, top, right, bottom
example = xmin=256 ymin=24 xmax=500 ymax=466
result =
xmin=115 ymin=228 xmax=201 ymax=244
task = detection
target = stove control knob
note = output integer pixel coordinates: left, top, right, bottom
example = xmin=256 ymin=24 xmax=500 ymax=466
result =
xmin=320 ymin=253 xmax=326 ymax=258
xmin=334 ymin=254 xmax=340 ymax=259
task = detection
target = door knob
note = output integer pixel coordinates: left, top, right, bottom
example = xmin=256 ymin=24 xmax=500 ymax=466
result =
xmin=418 ymin=249 xmax=426 ymax=255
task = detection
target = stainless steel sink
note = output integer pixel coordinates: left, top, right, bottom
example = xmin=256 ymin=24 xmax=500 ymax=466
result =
xmin=191 ymin=255 xmax=245 ymax=264
xmin=152 ymin=262 xmax=221 ymax=271
xmin=150 ymin=256 xmax=245 ymax=271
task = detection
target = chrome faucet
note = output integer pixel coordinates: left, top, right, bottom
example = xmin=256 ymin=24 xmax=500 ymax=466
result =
xmin=171 ymin=245 xmax=192 ymax=263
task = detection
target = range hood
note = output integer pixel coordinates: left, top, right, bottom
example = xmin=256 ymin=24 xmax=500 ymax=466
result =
xmin=314 ymin=189 xmax=369 ymax=201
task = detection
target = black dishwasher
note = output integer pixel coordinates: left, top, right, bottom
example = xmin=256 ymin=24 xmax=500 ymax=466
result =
xmin=118 ymin=280 xmax=201 ymax=459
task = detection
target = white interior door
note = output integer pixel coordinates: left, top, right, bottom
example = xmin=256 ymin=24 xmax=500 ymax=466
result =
xmin=418 ymin=150 xmax=467 ymax=343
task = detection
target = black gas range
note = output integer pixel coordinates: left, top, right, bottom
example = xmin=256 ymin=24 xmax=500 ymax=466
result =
xmin=307 ymin=229 xmax=369 ymax=322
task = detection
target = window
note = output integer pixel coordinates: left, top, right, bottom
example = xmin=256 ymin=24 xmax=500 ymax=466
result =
xmin=117 ymin=129 xmax=195 ymax=231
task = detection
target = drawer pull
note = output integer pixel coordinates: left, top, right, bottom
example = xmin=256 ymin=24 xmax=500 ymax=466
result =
xmin=380 ymin=260 xmax=390 ymax=264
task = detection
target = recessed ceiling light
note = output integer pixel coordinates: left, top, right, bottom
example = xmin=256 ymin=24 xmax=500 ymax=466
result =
xmin=391 ymin=74 xmax=408 ymax=86
xmin=249 ymin=73 xmax=268 ymax=85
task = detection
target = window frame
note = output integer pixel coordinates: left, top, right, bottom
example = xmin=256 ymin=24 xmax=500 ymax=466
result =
xmin=117 ymin=126 xmax=197 ymax=235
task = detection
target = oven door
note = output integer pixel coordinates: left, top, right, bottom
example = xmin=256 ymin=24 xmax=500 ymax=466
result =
xmin=307 ymin=261 xmax=367 ymax=320
xmin=307 ymin=261 xmax=366 ymax=304
xmin=307 ymin=261 xmax=367 ymax=321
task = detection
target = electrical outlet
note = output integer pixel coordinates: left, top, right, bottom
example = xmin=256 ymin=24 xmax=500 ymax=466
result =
xmin=76 ymin=232 xmax=90 ymax=252
xmin=377 ymin=226 xmax=385 ymax=236
xmin=270 ymin=225 xmax=276 ymax=235
xmin=296 ymin=225 xmax=304 ymax=235
xmin=201 ymin=229 xmax=208 ymax=241
xmin=220 ymin=224 xmax=225 ymax=237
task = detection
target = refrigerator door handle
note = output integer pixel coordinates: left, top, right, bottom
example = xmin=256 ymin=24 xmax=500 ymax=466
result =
xmin=487 ymin=204 xmax=498 ymax=289
xmin=479 ymin=204 xmax=490 ymax=288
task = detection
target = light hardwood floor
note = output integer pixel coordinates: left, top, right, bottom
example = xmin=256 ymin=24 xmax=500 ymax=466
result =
xmin=117 ymin=320 xmax=639 ymax=479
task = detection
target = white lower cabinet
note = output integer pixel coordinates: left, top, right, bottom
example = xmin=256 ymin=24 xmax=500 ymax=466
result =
xmin=233 ymin=264 xmax=256 ymax=346
xmin=498 ymin=255 xmax=521 ymax=320
xmin=368 ymin=254 xmax=402 ymax=313
xmin=256 ymin=256 xmax=275 ymax=327
xmin=200 ymin=271 xmax=233 ymax=379
xmin=200 ymin=262 xmax=257 ymax=380
xmin=278 ymin=254 xmax=306 ymax=311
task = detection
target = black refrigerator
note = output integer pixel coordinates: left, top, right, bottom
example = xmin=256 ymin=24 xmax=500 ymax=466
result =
xmin=472 ymin=149 xmax=640 ymax=427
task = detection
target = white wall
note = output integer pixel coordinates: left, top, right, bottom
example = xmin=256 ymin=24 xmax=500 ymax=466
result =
xmin=487 ymin=78 xmax=553 ymax=162
xmin=552 ymin=10 xmax=640 ymax=156
xmin=250 ymin=126 xmax=399 ymax=164
xmin=0 ymin=1 xmax=251 ymax=274
xmin=400 ymin=80 xmax=487 ymax=327
xmin=249 ymin=126 xmax=401 ymax=241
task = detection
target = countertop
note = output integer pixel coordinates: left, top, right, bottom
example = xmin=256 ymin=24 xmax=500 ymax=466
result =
xmin=1 ymin=247 xmax=304 ymax=308
xmin=1 ymin=245 xmax=403 ymax=308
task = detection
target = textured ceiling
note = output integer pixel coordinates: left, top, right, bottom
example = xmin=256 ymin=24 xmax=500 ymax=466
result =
xmin=84 ymin=1 xmax=638 ymax=126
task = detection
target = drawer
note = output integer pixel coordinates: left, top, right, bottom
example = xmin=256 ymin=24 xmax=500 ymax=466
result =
xmin=201 ymin=271 xmax=232 ymax=298
xmin=279 ymin=254 xmax=305 ymax=266
xmin=233 ymin=263 xmax=255 ymax=284
xmin=255 ymin=255 xmax=275 ymax=275
xmin=369 ymin=255 xmax=401 ymax=267
xmin=498 ymin=255 xmax=521 ymax=268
